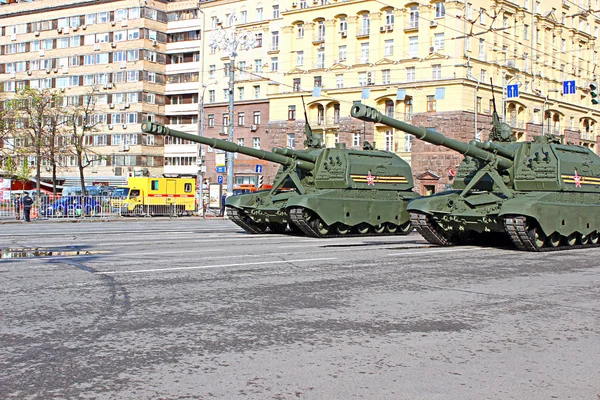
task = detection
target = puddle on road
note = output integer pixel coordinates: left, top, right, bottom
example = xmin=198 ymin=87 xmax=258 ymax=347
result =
xmin=0 ymin=248 xmax=110 ymax=259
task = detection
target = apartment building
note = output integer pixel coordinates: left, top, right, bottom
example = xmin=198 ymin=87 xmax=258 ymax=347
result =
xmin=266 ymin=0 xmax=600 ymax=194
xmin=0 ymin=0 xmax=277 ymax=190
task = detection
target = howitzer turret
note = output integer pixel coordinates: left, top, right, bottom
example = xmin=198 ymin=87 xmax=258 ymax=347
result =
xmin=142 ymin=120 xmax=419 ymax=238
xmin=352 ymin=100 xmax=600 ymax=251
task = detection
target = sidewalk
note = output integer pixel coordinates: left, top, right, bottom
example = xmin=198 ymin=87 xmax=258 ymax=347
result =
xmin=0 ymin=212 xmax=227 ymax=224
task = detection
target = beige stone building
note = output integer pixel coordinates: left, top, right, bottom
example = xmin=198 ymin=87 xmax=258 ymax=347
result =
xmin=2 ymin=0 xmax=600 ymax=194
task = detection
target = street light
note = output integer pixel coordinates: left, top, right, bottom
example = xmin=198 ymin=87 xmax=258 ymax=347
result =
xmin=208 ymin=15 xmax=256 ymax=196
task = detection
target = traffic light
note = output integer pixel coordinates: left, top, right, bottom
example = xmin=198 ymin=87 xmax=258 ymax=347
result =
xmin=590 ymin=81 xmax=599 ymax=105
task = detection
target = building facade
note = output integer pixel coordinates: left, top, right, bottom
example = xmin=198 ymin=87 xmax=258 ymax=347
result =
xmin=2 ymin=0 xmax=600 ymax=194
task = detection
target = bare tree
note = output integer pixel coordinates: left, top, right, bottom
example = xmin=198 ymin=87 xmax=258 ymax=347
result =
xmin=9 ymin=88 xmax=63 ymax=201
xmin=64 ymin=88 xmax=102 ymax=196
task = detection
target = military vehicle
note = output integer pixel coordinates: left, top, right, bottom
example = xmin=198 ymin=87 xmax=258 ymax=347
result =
xmin=351 ymin=97 xmax=600 ymax=251
xmin=140 ymin=121 xmax=419 ymax=238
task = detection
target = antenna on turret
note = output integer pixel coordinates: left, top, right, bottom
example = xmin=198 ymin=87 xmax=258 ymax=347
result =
xmin=488 ymin=78 xmax=515 ymax=143
xmin=301 ymin=95 xmax=323 ymax=148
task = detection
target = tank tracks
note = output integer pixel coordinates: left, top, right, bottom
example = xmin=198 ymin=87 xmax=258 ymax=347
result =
xmin=288 ymin=207 xmax=412 ymax=238
xmin=409 ymin=212 xmax=455 ymax=246
xmin=227 ymin=207 xmax=265 ymax=234
xmin=503 ymin=216 xmax=599 ymax=252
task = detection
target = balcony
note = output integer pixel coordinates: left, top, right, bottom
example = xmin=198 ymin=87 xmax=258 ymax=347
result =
xmin=312 ymin=33 xmax=325 ymax=43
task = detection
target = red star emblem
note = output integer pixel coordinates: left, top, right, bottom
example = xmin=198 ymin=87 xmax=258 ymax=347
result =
xmin=366 ymin=171 xmax=375 ymax=186
xmin=573 ymin=170 xmax=582 ymax=188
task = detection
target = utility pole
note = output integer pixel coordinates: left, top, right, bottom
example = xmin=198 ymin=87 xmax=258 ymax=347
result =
xmin=208 ymin=15 xmax=256 ymax=196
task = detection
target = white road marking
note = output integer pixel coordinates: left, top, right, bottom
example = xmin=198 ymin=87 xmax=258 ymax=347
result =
xmin=97 ymin=257 xmax=338 ymax=275
xmin=385 ymin=247 xmax=482 ymax=256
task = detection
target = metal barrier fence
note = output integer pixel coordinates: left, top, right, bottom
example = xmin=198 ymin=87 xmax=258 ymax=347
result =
xmin=0 ymin=195 xmax=199 ymax=220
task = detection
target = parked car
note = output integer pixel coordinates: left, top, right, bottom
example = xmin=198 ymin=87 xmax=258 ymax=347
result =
xmin=40 ymin=196 xmax=102 ymax=217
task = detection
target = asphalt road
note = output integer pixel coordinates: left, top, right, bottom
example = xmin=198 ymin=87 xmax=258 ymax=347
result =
xmin=1 ymin=219 xmax=599 ymax=399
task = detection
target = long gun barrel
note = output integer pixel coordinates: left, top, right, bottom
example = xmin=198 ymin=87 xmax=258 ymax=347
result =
xmin=141 ymin=121 xmax=316 ymax=171
xmin=351 ymin=104 xmax=514 ymax=170
xmin=272 ymin=147 xmax=317 ymax=163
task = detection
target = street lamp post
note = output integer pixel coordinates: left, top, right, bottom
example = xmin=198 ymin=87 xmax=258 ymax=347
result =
xmin=197 ymin=5 xmax=205 ymax=217
xmin=209 ymin=16 xmax=255 ymax=196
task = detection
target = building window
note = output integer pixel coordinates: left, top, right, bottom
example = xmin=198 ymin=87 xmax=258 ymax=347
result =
xmin=360 ymin=14 xmax=370 ymax=35
xmin=353 ymin=133 xmax=361 ymax=147
xmin=297 ymin=24 xmax=304 ymax=38
xmin=271 ymin=57 xmax=278 ymax=72
xmin=477 ymin=96 xmax=482 ymax=114
xmin=339 ymin=17 xmax=347 ymax=33
xmin=209 ymin=65 xmax=216 ymax=78
xmin=409 ymin=36 xmax=418 ymax=57
xmin=273 ymin=5 xmax=280 ymax=18
xmin=287 ymin=133 xmax=295 ymax=148
xmin=254 ymin=85 xmax=260 ymax=99
xmin=253 ymin=111 xmax=261 ymax=124
xmin=238 ymin=87 xmax=244 ymax=100
xmin=256 ymin=7 xmax=263 ymax=20
xmin=256 ymin=33 xmax=263 ymax=47
xmin=288 ymin=105 xmax=296 ymax=120
xmin=409 ymin=6 xmax=419 ymax=28
xmin=208 ymin=114 xmax=215 ymax=127
xmin=384 ymin=130 xmax=393 ymax=151
xmin=334 ymin=104 xmax=340 ymax=123
xmin=385 ymin=9 xmax=394 ymax=26
xmin=360 ymin=42 xmax=369 ymax=63
xmin=296 ymin=51 xmax=304 ymax=66
xmin=237 ymin=138 xmax=245 ymax=146
xmin=479 ymin=8 xmax=486 ymax=24
xmin=435 ymin=2 xmax=445 ymax=18
xmin=427 ymin=95 xmax=436 ymax=112
xmin=293 ymin=78 xmax=301 ymax=92
xmin=317 ymin=20 xmax=326 ymax=41
xmin=271 ymin=31 xmax=279 ymax=51
xmin=384 ymin=39 xmax=394 ymax=56
xmin=382 ymin=69 xmax=390 ymax=85
xmin=209 ymin=90 xmax=215 ymax=103
xmin=406 ymin=67 xmax=416 ymax=82
xmin=404 ymin=135 xmax=413 ymax=152
xmin=434 ymin=33 xmax=444 ymax=51
xmin=480 ymin=69 xmax=486 ymax=82
xmin=338 ymin=45 xmax=347 ymax=61
xmin=314 ymin=76 xmax=322 ymax=87
xmin=358 ymin=72 xmax=368 ymax=86
xmin=336 ymin=74 xmax=344 ymax=88
xmin=317 ymin=50 xmax=325 ymax=68
xmin=385 ymin=100 xmax=394 ymax=117
xmin=432 ymin=64 xmax=442 ymax=80
xmin=238 ymin=112 xmax=245 ymax=126
xmin=253 ymin=137 xmax=260 ymax=149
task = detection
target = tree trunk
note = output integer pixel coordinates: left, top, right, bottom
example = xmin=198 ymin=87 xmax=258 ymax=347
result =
xmin=35 ymin=146 xmax=41 ymax=203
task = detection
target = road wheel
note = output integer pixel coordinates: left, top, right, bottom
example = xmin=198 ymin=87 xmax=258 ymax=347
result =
xmin=566 ymin=233 xmax=578 ymax=246
xmin=310 ymin=217 xmax=330 ymax=237
xmin=373 ymin=224 xmax=385 ymax=234
xmin=580 ymin=233 xmax=590 ymax=245
xmin=385 ymin=222 xmax=398 ymax=234
xmin=335 ymin=223 xmax=351 ymax=235
xmin=134 ymin=206 xmax=145 ymax=216
xmin=355 ymin=223 xmax=371 ymax=235
xmin=590 ymin=231 xmax=599 ymax=244
xmin=398 ymin=221 xmax=412 ymax=235
xmin=548 ymin=232 xmax=561 ymax=248
xmin=528 ymin=224 xmax=546 ymax=249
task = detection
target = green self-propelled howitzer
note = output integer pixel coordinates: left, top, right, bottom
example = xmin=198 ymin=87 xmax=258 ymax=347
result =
xmin=141 ymin=120 xmax=418 ymax=238
xmin=351 ymin=102 xmax=600 ymax=251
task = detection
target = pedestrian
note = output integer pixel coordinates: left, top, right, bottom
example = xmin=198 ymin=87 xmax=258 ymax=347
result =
xmin=13 ymin=194 xmax=21 ymax=220
xmin=22 ymin=192 xmax=34 ymax=222
xmin=220 ymin=192 xmax=227 ymax=217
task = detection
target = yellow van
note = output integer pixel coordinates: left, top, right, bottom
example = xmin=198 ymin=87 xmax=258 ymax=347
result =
xmin=111 ymin=177 xmax=196 ymax=216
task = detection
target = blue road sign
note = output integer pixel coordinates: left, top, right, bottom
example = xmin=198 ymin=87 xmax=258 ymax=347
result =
xmin=216 ymin=166 xmax=226 ymax=173
xmin=217 ymin=175 xmax=223 ymax=184
xmin=506 ymin=84 xmax=519 ymax=99
xmin=255 ymin=164 xmax=263 ymax=174
xmin=563 ymin=80 xmax=576 ymax=95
